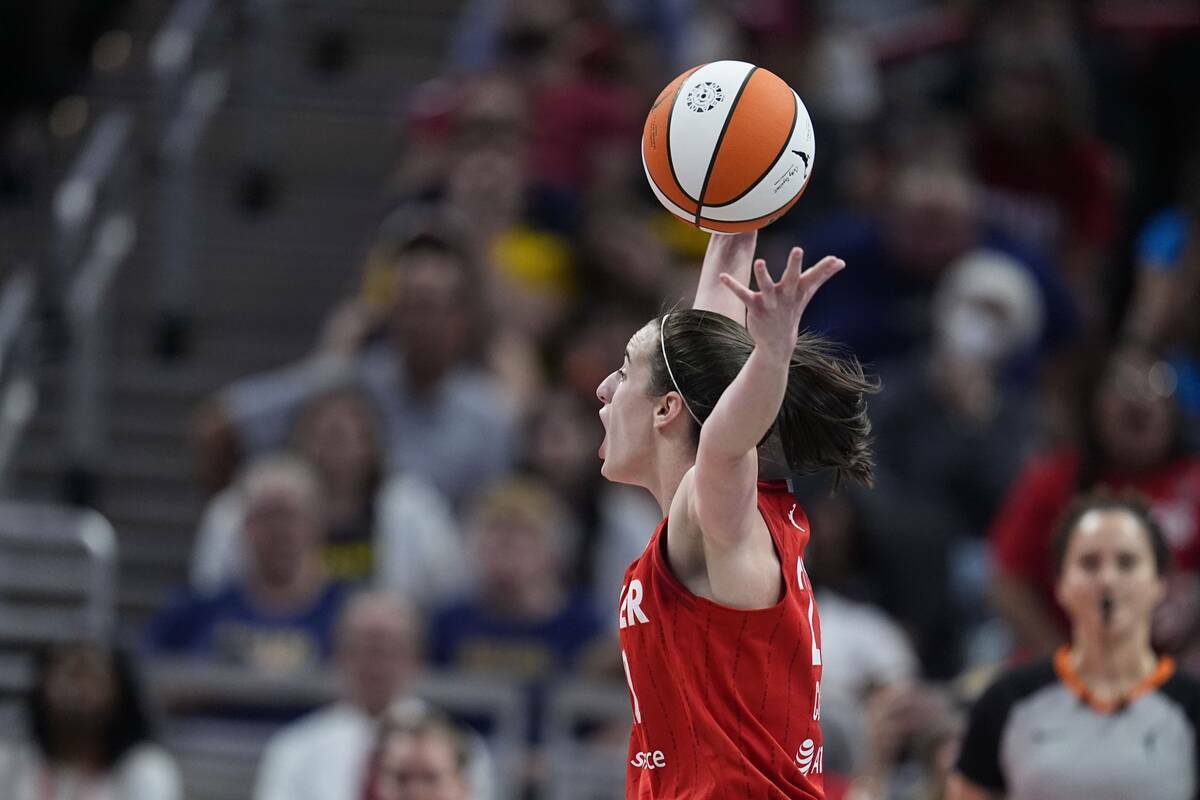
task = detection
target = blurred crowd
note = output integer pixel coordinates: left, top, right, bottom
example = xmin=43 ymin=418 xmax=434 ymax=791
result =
xmin=5 ymin=0 xmax=1200 ymax=799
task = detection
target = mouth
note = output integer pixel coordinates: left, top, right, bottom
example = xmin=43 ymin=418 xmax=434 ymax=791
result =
xmin=598 ymin=434 xmax=607 ymax=459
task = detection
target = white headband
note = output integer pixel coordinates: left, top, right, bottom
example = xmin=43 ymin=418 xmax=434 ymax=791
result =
xmin=659 ymin=313 xmax=702 ymax=425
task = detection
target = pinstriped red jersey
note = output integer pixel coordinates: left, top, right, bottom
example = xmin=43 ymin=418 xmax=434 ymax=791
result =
xmin=618 ymin=480 xmax=825 ymax=799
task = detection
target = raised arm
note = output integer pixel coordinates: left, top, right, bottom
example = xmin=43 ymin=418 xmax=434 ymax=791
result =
xmin=692 ymin=232 xmax=757 ymax=322
xmin=690 ymin=249 xmax=844 ymax=549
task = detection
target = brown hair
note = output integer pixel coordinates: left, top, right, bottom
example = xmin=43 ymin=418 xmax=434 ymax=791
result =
xmin=1051 ymin=489 xmax=1172 ymax=578
xmin=650 ymin=310 xmax=877 ymax=488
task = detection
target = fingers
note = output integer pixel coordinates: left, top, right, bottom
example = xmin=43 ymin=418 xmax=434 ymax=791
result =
xmin=779 ymin=247 xmax=804 ymax=290
xmin=753 ymin=259 xmax=778 ymax=308
xmin=797 ymin=255 xmax=845 ymax=294
xmin=719 ymin=272 xmax=758 ymax=305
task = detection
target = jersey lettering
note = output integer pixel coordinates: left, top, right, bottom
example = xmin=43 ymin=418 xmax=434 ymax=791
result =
xmin=796 ymin=558 xmax=822 ymax=667
xmin=622 ymin=649 xmax=643 ymax=724
xmin=812 ymin=680 xmax=821 ymax=722
xmin=619 ymin=579 xmax=650 ymax=629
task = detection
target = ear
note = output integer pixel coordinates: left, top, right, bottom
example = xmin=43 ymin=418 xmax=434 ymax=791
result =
xmin=652 ymin=392 xmax=688 ymax=432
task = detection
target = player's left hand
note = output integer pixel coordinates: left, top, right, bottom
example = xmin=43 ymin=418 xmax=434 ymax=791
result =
xmin=719 ymin=247 xmax=844 ymax=359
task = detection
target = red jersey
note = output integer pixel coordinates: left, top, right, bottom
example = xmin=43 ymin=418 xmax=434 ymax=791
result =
xmin=618 ymin=480 xmax=825 ymax=799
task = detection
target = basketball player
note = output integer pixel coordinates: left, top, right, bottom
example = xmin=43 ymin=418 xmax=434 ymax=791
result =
xmin=596 ymin=231 xmax=875 ymax=798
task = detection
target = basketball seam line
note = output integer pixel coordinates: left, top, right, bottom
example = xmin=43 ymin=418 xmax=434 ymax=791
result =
xmin=697 ymin=173 xmax=810 ymax=228
xmin=666 ymin=65 xmax=704 ymax=207
xmin=703 ymin=89 xmax=799 ymax=210
xmin=694 ymin=65 xmax=758 ymax=226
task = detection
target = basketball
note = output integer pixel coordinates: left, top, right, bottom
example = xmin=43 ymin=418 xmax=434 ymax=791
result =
xmin=641 ymin=60 xmax=816 ymax=233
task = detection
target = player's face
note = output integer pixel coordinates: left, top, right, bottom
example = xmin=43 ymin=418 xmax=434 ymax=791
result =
xmin=1056 ymin=510 xmax=1165 ymax=640
xmin=595 ymin=325 xmax=657 ymax=485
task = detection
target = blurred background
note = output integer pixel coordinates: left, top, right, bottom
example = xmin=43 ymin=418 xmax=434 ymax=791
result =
xmin=0 ymin=0 xmax=1198 ymax=798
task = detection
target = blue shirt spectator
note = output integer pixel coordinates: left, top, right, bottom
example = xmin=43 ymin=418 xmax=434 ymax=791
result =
xmin=145 ymin=455 xmax=348 ymax=675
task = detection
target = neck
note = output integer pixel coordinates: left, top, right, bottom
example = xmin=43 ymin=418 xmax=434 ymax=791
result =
xmin=248 ymin=557 xmax=325 ymax=612
xmin=1069 ymin=626 xmax=1157 ymax=686
xmin=324 ymin=477 xmax=369 ymax=526
xmin=647 ymin=442 xmax=696 ymax=516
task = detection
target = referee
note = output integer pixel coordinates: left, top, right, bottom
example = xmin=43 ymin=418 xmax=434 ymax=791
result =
xmin=950 ymin=491 xmax=1200 ymax=800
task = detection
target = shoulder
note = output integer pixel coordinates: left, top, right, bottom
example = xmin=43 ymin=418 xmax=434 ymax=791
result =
xmin=956 ymin=660 xmax=1059 ymax=791
xmin=1159 ymin=668 xmax=1200 ymax=723
xmin=269 ymin=704 xmax=370 ymax=754
xmin=975 ymin=659 xmax=1060 ymax=710
xmin=162 ymin=584 xmax=241 ymax=620
xmin=115 ymin=744 xmax=181 ymax=793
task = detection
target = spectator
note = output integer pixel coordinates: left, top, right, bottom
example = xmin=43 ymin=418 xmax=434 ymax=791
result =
xmin=146 ymin=455 xmax=347 ymax=673
xmin=1124 ymin=144 xmax=1200 ymax=429
xmin=794 ymin=153 xmax=1077 ymax=373
xmin=868 ymin=249 xmax=1045 ymax=668
xmin=0 ymin=643 xmax=182 ymax=800
xmin=518 ymin=389 xmax=659 ymax=609
xmin=844 ymin=684 xmax=963 ymax=800
xmin=970 ymin=5 xmax=1117 ymax=321
xmin=364 ymin=704 xmax=476 ymax=800
xmin=255 ymin=592 xmax=423 ymax=800
xmin=990 ymin=347 xmax=1200 ymax=659
xmin=801 ymin=488 xmax=921 ymax=773
xmin=203 ymin=228 xmax=518 ymax=507
xmin=191 ymin=389 xmax=466 ymax=609
xmin=953 ymin=491 xmax=1200 ymax=800
xmin=430 ymin=479 xmax=607 ymax=741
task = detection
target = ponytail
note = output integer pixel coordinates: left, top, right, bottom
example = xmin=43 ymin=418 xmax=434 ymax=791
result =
xmin=650 ymin=310 xmax=876 ymax=488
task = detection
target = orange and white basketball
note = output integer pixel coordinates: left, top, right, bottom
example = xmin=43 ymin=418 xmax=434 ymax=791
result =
xmin=642 ymin=61 xmax=815 ymax=233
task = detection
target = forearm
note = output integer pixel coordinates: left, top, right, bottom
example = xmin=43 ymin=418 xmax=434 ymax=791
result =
xmin=698 ymin=343 xmax=789 ymax=461
xmin=693 ymin=232 xmax=756 ymax=321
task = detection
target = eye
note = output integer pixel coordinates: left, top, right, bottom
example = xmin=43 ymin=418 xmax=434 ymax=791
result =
xmin=617 ymin=368 xmax=627 ymax=382
xmin=1117 ymin=552 xmax=1139 ymax=572
xmin=1078 ymin=553 xmax=1101 ymax=573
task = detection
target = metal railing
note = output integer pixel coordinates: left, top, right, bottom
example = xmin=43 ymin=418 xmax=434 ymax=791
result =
xmin=52 ymin=110 xmax=137 ymax=503
xmin=0 ymin=501 xmax=118 ymax=646
xmin=0 ymin=270 xmax=38 ymax=497
xmin=150 ymin=0 xmax=231 ymax=357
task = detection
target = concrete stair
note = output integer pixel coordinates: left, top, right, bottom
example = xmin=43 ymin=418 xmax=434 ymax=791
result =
xmin=12 ymin=0 xmax=464 ymax=633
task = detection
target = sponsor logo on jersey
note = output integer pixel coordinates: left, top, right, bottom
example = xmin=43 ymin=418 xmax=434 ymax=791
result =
xmin=788 ymin=504 xmax=807 ymax=532
xmin=795 ymin=738 xmax=823 ymax=776
xmin=630 ymin=750 xmax=667 ymax=770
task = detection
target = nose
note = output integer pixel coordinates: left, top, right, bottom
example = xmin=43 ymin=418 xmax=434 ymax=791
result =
xmin=596 ymin=374 xmax=612 ymax=405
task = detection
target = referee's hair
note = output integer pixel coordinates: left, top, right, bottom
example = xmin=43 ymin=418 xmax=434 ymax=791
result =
xmin=1051 ymin=489 xmax=1172 ymax=578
